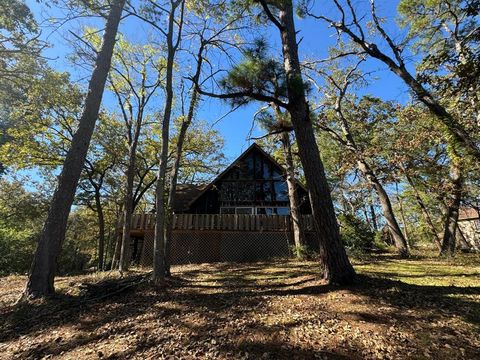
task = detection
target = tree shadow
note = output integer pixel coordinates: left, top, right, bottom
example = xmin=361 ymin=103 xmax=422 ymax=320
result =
xmin=1 ymin=261 xmax=479 ymax=359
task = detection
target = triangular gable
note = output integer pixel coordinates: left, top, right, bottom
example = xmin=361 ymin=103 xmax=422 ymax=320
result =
xmin=186 ymin=142 xmax=306 ymax=209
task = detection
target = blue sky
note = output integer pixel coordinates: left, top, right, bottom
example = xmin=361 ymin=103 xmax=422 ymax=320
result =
xmin=26 ymin=0 xmax=411 ymax=162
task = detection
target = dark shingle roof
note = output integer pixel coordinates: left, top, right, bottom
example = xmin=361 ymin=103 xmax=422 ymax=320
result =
xmin=173 ymin=184 xmax=207 ymax=213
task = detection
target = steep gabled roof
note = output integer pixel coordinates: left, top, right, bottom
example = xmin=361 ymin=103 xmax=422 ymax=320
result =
xmin=184 ymin=142 xmax=306 ymax=209
xmin=458 ymin=207 xmax=480 ymax=221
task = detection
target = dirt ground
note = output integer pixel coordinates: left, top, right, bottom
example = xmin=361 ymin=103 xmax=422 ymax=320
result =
xmin=0 ymin=253 xmax=479 ymax=359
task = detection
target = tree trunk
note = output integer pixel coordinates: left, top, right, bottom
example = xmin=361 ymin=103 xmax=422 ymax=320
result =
xmin=277 ymin=1 xmax=355 ymax=284
xmin=440 ymin=163 xmax=463 ymax=256
xmin=369 ymin=202 xmax=378 ymax=231
xmin=280 ymin=130 xmax=306 ymax=256
xmin=22 ymin=0 xmax=125 ymax=299
xmin=396 ymin=185 xmax=410 ymax=247
xmin=165 ymin=46 xmax=203 ymax=277
xmin=357 ymin=161 xmax=409 ymax=257
xmin=118 ymin=145 xmax=137 ymax=272
xmin=164 ymin=118 xmax=189 ymax=277
xmin=153 ymin=0 xmax=184 ymax=286
xmin=110 ymin=206 xmax=124 ymax=270
xmin=94 ymin=190 xmax=105 ymax=271
xmin=404 ymin=172 xmax=442 ymax=250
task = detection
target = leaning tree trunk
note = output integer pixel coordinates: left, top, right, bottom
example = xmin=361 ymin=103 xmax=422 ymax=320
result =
xmin=22 ymin=0 xmax=125 ymax=299
xmin=369 ymin=201 xmax=378 ymax=231
xmin=94 ymin=189 xmax=106 ymax=271
xmin=440 ymin=163 xmax=463 ymax=256
xmin=277 ymin=1 xmax=355 ymax=284
xmin=396 ymin=186 xmax=410 ymax=247
xmin=357 ymin=161 xmax=409 ymax=257
xmin=280 ymin=130 xmax=306 ymax=256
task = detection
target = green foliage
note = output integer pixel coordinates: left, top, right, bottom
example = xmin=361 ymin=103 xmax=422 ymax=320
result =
xmin=338 ymin=213 xmax=375 ymax=251
xmin=220 ymin=39 xmax=286 ymax=100
xmin=0 ymin=179 xmax=47 ymax=275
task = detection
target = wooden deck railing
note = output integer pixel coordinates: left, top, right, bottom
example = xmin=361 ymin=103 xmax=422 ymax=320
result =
xmin=131 ymin=213 xmax=315 ymax=232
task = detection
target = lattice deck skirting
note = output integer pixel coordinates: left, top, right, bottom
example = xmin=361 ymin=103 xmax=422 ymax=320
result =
xmin=138 ymin=230 xmax=319 ymax=267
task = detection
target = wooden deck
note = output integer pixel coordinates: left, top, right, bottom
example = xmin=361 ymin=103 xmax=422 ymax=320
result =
xmin=131 ymin=213 xmax=315 ymax=233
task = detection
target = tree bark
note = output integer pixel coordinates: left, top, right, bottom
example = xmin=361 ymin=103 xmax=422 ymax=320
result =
xmin=276 ymin=1 xmax=355 ymax=284
xmin=153 ymin=0 xmax=184 ymax=286
xmin=396 ymin=184 xmax=410 ymax=247
xmin=118 ymin=143 xmax=138 ymax=272
xmin=164 ymin=43 xmax=203 ymax=277
xmin=94 ymin=189 xmax=106 ymax=271
xmin=369 ymin=202 xmax=378 ymax=231
xmin=280 ymin=130 xmax=306 ymax=256
xmin=22 ymin=0 xmax=125 ymax=299
xmin=357 ymin=161 xmax=409 ymax=256
xmin=110 ymin=204 xmax=124 ymax=270
xmin=440 ymin=163 xmax=463 ymax=256
xmin=326 ymin=70 xmax=409 ymax=256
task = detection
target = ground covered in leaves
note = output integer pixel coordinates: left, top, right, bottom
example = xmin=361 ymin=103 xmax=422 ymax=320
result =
xmin=0 ymin=252 xmax=479 ymax=359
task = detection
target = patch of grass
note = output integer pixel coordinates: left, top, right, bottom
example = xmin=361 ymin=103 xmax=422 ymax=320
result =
xmin=353 ymin=252 xmax=480 ymax=287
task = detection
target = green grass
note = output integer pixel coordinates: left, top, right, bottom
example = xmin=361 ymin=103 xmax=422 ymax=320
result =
xmin=353 ymin=251 xmax=480 ymax=287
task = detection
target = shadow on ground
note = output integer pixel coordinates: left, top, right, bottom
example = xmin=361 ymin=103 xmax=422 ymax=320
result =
xmin=1 ymin=259 xmax=479 ymax=359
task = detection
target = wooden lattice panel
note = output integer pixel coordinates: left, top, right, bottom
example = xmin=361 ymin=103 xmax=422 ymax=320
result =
xmin=139 ymin=230 xmax=294 ymax=267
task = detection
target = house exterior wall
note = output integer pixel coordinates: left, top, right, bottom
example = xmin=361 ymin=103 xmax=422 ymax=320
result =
xmin=458 ymin=219 xmax=480 ymax=251
xmin=187 ymin=146 xmax=311 ymax=215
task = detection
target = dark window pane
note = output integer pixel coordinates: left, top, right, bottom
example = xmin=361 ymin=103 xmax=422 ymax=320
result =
xmin=263 ymin=182 xmax=273 ymax=201
xmin=276 ymin=207 xmax=290 ymax=215
xmin=236 ymin=207 xmax=253 ymax=214
xmin=263 ymin=163 xmax=272 ymax=179
xmin=273 ymin=181 xmax=289 ymax=201
xmin=238 ymin=154 xmax=254 ymax=179
xmin=272 ymin=169 xmax=283 ymax=180
xmin=219 ymin=182 xmax=236 ymax=201
xmin=237 ymin=182 xmax=255 ymax=201
xmin=256 ymin=207 xmax=267 ymax=215
xmin=255 ymin=156 xmax=263 ymax=179
xmin=255 ymin=182 xmax=264 ymax=201
xmin=220 ymin=207 xmax=235 ymax=214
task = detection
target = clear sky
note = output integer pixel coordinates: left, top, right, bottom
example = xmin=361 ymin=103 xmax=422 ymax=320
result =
xmin=27 ymin=0 xmax=411 ymax=162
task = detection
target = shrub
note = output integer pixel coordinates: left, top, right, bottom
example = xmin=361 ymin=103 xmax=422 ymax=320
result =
xmin=338 ymin=213 xmax=375 ymax=251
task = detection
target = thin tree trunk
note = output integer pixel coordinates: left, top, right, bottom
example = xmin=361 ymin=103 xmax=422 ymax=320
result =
xmin=164 ymin=116 xmax=190 ymax=277
xmin=369 ymin=203 xmax=378 ymax=231
xmin=111 ymin=214 xmax=123 ymax=270
xmin=357 ymin=161 xmax=409 ymax=256
xmin=395 ymin=184 xmax=410 ymax=246
xmin=153 ymin=0 xmax=184 ymax=286
xmin=94 ymin=190 xmax=106 ymax=271
xmin=276 ymin=1 xmax=355 ymax=284
xmin=440 ymin=163 xmax=463 ymax=256
xmin=22 ymin=0 xmax=125 ymax=299
xmin=281 ymin=130 xmax=306 ymax=256
xmin=165 ymin=45 xmax=203 ymax=277
xmin=404 ymin=172 xmax=442 ymax=250
xmin=118 ymin=146 xmax=137 ymax=272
